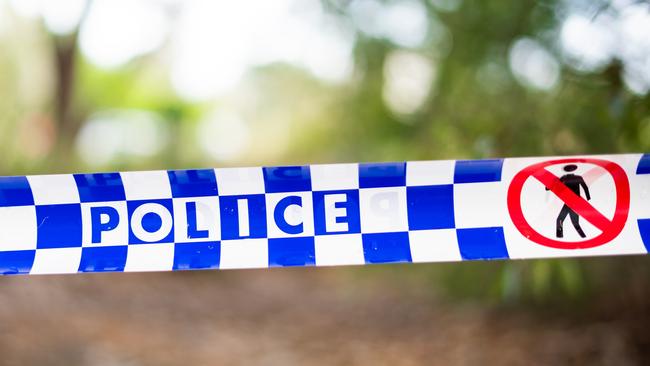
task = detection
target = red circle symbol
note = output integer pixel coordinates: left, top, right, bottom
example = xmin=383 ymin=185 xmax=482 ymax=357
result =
xmin=507 ymin=158 xmax=630 ymax=249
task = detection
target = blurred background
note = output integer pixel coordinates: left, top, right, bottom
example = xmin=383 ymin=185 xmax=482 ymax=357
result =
xmin=0 ymin=0 xmax=649 ymax=364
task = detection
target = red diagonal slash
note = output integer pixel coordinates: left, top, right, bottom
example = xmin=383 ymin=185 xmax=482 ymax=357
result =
xmin=531 ymin=168 xmax=611 ymax=232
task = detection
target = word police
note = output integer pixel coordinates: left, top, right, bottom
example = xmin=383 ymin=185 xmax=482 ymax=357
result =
xmin=83 ymin=166 xmax=405 ymax=245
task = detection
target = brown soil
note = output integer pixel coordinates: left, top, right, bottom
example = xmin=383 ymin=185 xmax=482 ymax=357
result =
xmin=0 ymin=264 xmax=648 ymax=366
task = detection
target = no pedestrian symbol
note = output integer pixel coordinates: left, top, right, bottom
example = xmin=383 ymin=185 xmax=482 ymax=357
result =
xmin=507 ymin=158 xmax=630 ymax=249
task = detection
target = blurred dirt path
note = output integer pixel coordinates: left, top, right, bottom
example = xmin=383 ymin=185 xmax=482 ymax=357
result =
xmin=0 ymin=266 xmax=643 ymax=366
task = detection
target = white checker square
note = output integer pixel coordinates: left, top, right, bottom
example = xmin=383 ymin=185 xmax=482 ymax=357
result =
xmin=359 ymin=187 xmax=408 ymax=233
xmin=81 ymin=201 xmax=128 ymax=247
xmin=453 ymin=181 xmax=507 ymax=228
xmin=215 ymin=167 xmax=265 ymax=195
xmin=173 ymin=196 xmax=220 ymax=242
xmin=30 ymin=248 xmax=82 ymax=274
xmin=0 ymin=206 xmax=37 ymax=251
xmin=219 ymin=239 xmax=268 ymax=269
xmin=124 ymin=243 xmax=174 ymax=272
xmin=406 ymin=160 xmax=455 ymax=186
xmin=314 ymin=234 xmax=364 ymax=266
xmin=310 ymin=163 xmax=359 ymax=190
xmin=27 ymin=174 xmax=80 ymax=205
xmin=408 ymin=229 xmax=461 ymax=262
xmin=121 ymin=170 xmax=172 ymax=200
xmin=630 ymin=171 xmax=650 ymax=219
xmin=265 ymin=192 xmax=314 ymax=238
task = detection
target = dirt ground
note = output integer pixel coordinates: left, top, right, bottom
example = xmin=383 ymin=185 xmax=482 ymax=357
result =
xmin=0 ymin=261 xmax=649 ymax=366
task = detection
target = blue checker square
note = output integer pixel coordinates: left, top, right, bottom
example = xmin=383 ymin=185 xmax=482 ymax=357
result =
xmin=638 ymin=219 xmax=650 ymax=252
xmin=0 ymin=176 xmax=34 ymax=207
xmin=362 ymin=232 xmax=412 ymax=264
xmin=268 ymin=237 xmax=315 ymax=267
xmin=127 ymin=199 xmax=174 ymax=244
xmin=263 ymin=166 xmax=311 ymax=193
xmin=36 ymin=204 xmax=82 ymax=249
xmin=359 ymin=162 xmax=406 ymax=188
xmin=220 ymin=194 xmax=267 ymax=240
xmin=407 ymin=185 xmax=455 ymax=230
xmin=173 ymin=242 xmax=220 ymax=270
xmin=0 ymin=250 xmax=35 ymax=275
xmin=638 ymin=154 xmax=650 ymax=174
xmin=168 ymin=169 xmax=218 ymax=198
xmin=74 ymin=173 xmax=125 ymax=202
xmin=454 ymin=159 xmax=503 ymax=183
xmin=313 ymin=190 xmax=361 ymax=235
xmin=78 ymin=246 xmax=127 ymax=272
xmin=456 ymin=227 xmax=509 ymax=260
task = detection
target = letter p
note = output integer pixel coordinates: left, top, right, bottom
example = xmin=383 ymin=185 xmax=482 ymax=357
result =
xmin=90 ymin=206 xmax=120 ymax=243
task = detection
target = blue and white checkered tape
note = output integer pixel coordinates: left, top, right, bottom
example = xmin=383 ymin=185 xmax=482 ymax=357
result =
xmin=0 ymin=153 xmax=649 ymax=275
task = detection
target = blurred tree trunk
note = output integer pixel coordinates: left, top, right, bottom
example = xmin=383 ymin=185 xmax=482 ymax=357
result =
xmin=49 ymin=4 xmax=90 ymax=171
xmin=53 ymin=35 xmax=79 ymax=145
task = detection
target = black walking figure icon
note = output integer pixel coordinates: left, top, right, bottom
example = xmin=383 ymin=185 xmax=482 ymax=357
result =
xmin=546 ymin=164 xmax=591 ymax=238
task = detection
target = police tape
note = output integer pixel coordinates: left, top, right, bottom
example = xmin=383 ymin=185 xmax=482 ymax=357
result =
xmin=0 ymin=153 xmax=648 ymax=275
